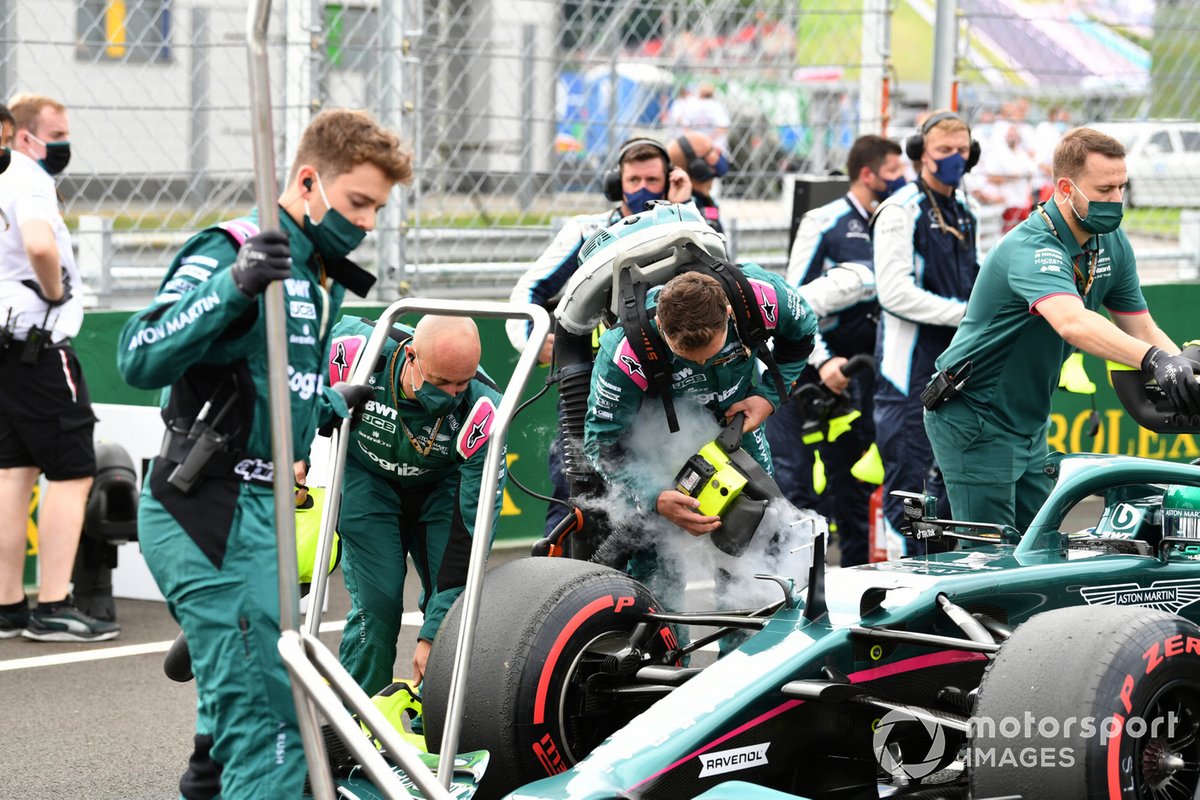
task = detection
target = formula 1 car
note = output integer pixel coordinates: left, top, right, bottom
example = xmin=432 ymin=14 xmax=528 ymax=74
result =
xmin=416 ymin=205 xmax=1200 ymax=800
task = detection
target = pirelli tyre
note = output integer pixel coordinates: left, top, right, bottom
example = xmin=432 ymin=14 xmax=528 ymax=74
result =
xmin=970 ymin=605 xmax=1200 ymax=800
xmin=422 ymin=557 xmax=679 ymax=799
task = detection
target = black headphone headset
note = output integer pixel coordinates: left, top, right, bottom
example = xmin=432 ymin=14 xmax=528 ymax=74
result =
xmin=602 ymin=138 xmax=671 ymax=202
xmin=675 ymin=136 xmax=715 ymax=184
xmin=904 ymin=111 xmax=981 ymax=173
xmin=303 ymin=176 xmax=314 ymax=191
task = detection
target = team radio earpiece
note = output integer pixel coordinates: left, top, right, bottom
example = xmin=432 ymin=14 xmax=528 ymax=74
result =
xmin=303 ymin=176 xmax=313 ymax=191
xmin=904 ymin=111 xmax=981 ymax=173
xmin=602 ymin=138 xmax=671 ymax=202
xmin=675 ymin=136 xmax=715 ymax=184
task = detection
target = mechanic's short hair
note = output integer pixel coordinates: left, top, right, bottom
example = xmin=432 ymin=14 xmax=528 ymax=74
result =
xmin=8 ymin=93 xmax=65 ymax=134
xmin=922 ymin=109 xmax=969 ymax=139
xmin=289 ymin=109 xmax=413 ymax=185
xmin=620 ymin=141 xmax=669 ymax=177
xmin=1053 ymin=127 xmax=1126 ymax=183
xmin=847 ymin=135 xmax=901 ymax=181
xmin=656 ymin=273 xmax=728 ymax=352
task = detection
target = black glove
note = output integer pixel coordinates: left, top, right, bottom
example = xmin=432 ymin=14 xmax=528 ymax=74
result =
xmin=319 ymin=383 xmax=374 ymax=438
xmin=1143 ymin=346 xmax=1200 ymax=416
xmin=21 ymin=270 xmax=72 ymax=307
xmin=231 ymin=230 xmax=291 ymax=297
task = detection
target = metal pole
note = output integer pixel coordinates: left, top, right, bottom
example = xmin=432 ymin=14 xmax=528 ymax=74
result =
xmin=436 ymin=301 xmax=550 ymax=788
xmin=517 ymin=24 xmax=536 ymax=211
xmin=247 ymin=4 xmax=333 ymax=798
xmin=931 ymin=0 xmax=958 ymax=110
xmin=0 ymin=0 xmax=13 ymax=100
xmin=187 ymin=7 xmax=210 ymax=210
xmin=859 ymin=0 xmax=886 ymax=135
xmin=284 ymin=0 xmax=318 ymax=171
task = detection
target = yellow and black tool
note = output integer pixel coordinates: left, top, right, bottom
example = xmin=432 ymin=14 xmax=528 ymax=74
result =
xmin=673 ymin=412 xmax=785 ymax=557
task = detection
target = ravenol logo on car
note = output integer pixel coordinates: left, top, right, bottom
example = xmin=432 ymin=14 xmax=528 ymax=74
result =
xmin=696 ymin=743 xmax=770 ymax=778
xmin=1080 ymin=579 xmax=1200 ymax=614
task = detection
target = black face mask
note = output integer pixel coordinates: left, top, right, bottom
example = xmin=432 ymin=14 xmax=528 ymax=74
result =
xmin=39 ymin=141 xmax=70 ymax=176
xmin=0 ymin=148 xmax=11 ymax=175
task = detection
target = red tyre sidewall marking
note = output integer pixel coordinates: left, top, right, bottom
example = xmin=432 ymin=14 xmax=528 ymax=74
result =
xmin=1107 ymin=632 xmax=1200 ymax=799
xmin=532 ymin=595 xmax=617 ymax=725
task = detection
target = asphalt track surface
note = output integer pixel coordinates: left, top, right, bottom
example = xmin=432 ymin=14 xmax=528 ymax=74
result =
xmin=0 ymin=550 xmax=522 ymax=800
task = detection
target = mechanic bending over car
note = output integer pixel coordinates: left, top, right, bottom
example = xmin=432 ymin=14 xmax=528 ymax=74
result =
xmin=508 ymin=138 xmax=695 ymax=541
xmin=925 ymin=126 xmax=1200 ymax=532
xmin=118 ymin=110 xmax=411 ymax=800
xmin=584 ymin=262 xmax=817 ymax=615
xmin=326 ymin=313 xmax=506 ymax=696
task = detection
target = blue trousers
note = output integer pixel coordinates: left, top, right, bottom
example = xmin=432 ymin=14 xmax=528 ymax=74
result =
xmin=874 ymin=394 xmax=949 ymax=556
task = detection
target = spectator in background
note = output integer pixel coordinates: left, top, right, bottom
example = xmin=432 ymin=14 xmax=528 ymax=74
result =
xmin=0 ymin=94 xmax=116 ymax=643
xmin=665 ymin=85 xmax=694 ymax=136
xmin=667 ymin=131 xmax=729 ymax=233
xmin=1034 ymin=107 xmax=1071 ymax=202
xmin=670 ymin=83 xmax=731 ymax=153
xmin=995 ymin=100 xmax=1037 ymax=157
xmin=768 ymin=134 xmax=905 ymax=566
xmin=987 ymin=123 xmax=1039 ymax=233
xmin=872 ymin=110 xmax=981 ymax=556
xmin=972 ymin=108 xmax=997 ymax=149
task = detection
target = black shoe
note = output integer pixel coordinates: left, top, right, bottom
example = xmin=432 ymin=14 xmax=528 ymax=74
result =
xmin=23 ymin=602 xmax=120 ymax=642
xmin=0 ymin=603 xmax=28 ymax=639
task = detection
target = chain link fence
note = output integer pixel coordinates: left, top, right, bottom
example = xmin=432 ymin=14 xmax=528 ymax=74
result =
xmin=1 ymin=0 xmax=1196 ymax=306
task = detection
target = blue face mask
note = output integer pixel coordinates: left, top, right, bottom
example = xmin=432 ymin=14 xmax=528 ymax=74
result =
xmin=713 ymin=152 xmax=730 ymax=178
xmin=623 ymin=187 xmax=664 ymax=215
xmin=877 ymin=175 xmax=907 ymax=201
xmin=931 ymin=152 xmax=967 ymax=187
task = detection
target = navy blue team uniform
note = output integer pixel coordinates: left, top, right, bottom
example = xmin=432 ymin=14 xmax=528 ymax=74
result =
xmin=871 ymin=180 xmax=979 ymax=554
xmin=767 ymin=193 xmax=877 ymax=565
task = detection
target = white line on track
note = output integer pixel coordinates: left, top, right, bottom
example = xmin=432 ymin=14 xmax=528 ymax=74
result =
xmin=0 ymin=612 xmax=426 ymax=672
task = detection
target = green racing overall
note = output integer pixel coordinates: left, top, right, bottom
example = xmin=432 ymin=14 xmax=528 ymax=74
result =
xmin=117 ymin=212 xmax=367 ymax=799
xmin=326 ymin=316 xmax=506 ymax=696
xmin=583 ymin=263 xmax=817 ymax=611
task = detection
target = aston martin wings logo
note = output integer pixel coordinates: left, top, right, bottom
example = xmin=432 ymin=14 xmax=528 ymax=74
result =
xmin=619 ymin=354 xmax=646 ymax=380
xmin=1079 ymin=579 xmax=1200 ymax=614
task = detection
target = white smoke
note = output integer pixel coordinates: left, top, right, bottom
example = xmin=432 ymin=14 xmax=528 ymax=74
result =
xmin=578 ymin=397 xmax=828 ymax=613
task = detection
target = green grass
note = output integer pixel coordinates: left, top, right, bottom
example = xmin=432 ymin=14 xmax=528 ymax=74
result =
xmin=413 ymin=212 xmax=558 ymax=228
xmin=796 ymin=0 xmax=1025 ymax=88
xmin=1124 ymin=207 xmax=1181 ymax=238
xmin=63 ymin=209 xmax=248 ymax=232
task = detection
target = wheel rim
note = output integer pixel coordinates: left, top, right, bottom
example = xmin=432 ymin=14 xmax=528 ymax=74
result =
xmin=554 ymin=629 xmax=664 ymax=765
xmin=1135 ymin=679 xmax=1200 ymax=799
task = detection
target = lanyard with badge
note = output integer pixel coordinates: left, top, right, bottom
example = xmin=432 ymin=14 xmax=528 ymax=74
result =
xmin=1036 ymin=203 xmax=1096 ymax=297
xmin=1036 ymin=204 xmax=1102 ymax=438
